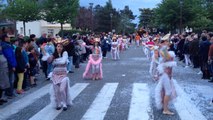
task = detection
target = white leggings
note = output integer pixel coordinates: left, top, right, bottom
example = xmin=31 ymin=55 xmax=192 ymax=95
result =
xmin=53 ymin=79 xmax=68 ymax=107
xmin=184 ymin=54 xmax=192 ymax=66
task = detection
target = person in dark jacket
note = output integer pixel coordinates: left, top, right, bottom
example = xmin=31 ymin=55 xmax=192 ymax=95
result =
xmin=64 ymin=38 xmax=75 ymax=73
xmin=199 ymin=35 xmax=211 ymax=79
xmin=189 ymin=34 xmax=200 ymax=68
xmin=101 ymin=36 xmax=109 ymax=58
xmin=1 ymin=34 xmax=17 ymax=98
xmin=28 ymin=46 xmax=38 ymax=87
xmin=183 ymin=36 xmax=193 ymax=68
xmin=0 ymin=42 xmax=10 ymax=105
xmin=177 ymin=35 xmax=185 ymax=61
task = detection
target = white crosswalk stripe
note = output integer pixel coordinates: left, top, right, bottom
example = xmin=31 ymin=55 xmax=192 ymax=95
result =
xmin=29 ymin=83 xmax=89 ymax=120
xmin=0 ymin=82 xmax=208 ymax=120
xmin=0 ymin=84 xmax=51 ymax=120
xmin=128 ymin=83 xmax=150 ymax=120
xmin=81 ymin=83 xmax=118 ymax=120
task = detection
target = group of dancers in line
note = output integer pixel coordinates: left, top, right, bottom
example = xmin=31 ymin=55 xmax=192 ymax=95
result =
xmin=142 ymin=33 xmax=178 ymax=115
xmin=40 ymin=32 xmax=179 ymax=114
xmin=41 ymin=35 xmax=130 ymax=111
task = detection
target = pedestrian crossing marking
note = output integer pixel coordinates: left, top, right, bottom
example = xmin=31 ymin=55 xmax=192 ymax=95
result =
xmin=81 ymin=83 xmax=118 ymax=120
xmin=128 ymin=83 xmax=150 ymax=120
xmin=29 ymin=83 xmax=89 ymax=120
xmin=0 ymin=84 xmax=51 ymax=120
xmin=0 ymin=82 xmax=208 ymax=120
xmin=174 ymin=80 xmax=207 ymax=120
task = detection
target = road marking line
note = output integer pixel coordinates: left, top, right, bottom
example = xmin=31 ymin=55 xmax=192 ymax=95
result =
xmin=29 ymin=83 xmax=89 ymax=120
xmin=128 ymin=83 xmax=150 ymax=120
xmin=174 ymin=80 xmax=207 ymax=120
xmin=81 ymin=83 xmax=118 ymax=120
xmin=0 ymin=84 xmax=51 ymax=120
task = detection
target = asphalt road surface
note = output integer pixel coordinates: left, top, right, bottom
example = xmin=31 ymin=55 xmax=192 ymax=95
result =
xmin=0 ymin=45 xmax=212 ymax=120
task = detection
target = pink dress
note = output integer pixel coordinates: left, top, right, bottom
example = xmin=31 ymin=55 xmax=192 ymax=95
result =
xmin=83 ymin=46 xmax=103 ymax=79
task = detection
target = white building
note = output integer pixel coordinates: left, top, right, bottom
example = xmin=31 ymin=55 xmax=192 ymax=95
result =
xmin=16 ymin=20 xmax=72 ymax=37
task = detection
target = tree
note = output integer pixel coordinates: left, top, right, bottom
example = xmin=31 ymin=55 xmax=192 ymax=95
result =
xmin=118 ymin=6 xmax=136 ymax=34
xmin=42 ymin=0 xmax=79 ymax=36
xmin=150 ymin=0 xmax=213 ymax=33
xmin=74 ymin=7 xmax=93 ymax=31
xmin=138 ymin=8 xmax=154 ymax=29
xmin=4 ymin=0 xmax=41 ymax=36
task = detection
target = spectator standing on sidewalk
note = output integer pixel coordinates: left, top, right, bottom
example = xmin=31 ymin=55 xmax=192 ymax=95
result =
xmin=208 ymin=36 xmax=213 ymax=82
xmin=199 ymin=34 xmax=211 ymax=79
xmin=64 ymin=37 xmax=75 ymax=73
xmin=0 ymin=42 xmax=10 ymax=105
xmin=183 ymin=35 xmax=193 ymax=68
xmin=15 ymin=47 xmax=26 ymax=94
xmin=189 ymin=34 xmax=200 ymax=68
xmin=1 ymin=34 xmax=17 ymax=98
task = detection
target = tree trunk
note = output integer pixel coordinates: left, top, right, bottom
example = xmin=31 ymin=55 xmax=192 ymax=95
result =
xmin=60 ymin=23 xmax=64 ymax=37
xmin=23 ymin=21 xmax=26 ymax=36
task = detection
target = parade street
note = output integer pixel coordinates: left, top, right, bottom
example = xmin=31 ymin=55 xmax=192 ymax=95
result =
xmin=0 ymin=45 xmax=212 ymax=120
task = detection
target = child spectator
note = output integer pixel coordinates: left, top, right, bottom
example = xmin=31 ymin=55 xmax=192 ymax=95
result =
xmin=15 ymin=47 xmax=26 ymax=94
xmin=28 ymin=46 xmax=38 ymax=87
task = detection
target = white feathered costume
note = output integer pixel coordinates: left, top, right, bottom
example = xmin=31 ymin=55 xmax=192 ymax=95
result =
xmin=155 ymin=51 xmax=178 ymax=109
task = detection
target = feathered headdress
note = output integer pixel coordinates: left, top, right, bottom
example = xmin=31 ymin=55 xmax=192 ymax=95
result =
xmin=53 ymin=37 xmax=70 ymax=46
xmin=161 ymin=33 xmax=171 ymax=41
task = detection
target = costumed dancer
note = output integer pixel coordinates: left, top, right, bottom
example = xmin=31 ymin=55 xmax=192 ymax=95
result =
xmin=155 ymin=33 xmax=178 ymax=115
xmin=123 ymin=36 xmax=128 ymax=50
xmin=111 ymin=36 xmax=120 ymax=60
xmin=48 ymin=39 xmax=72 ymax=111
xmin=142 ymin=33 xmax=149 ymax=57
xmin=149 ymin=45 xmax=160 ymax=81
xmin=117 ymin=35 xmax=123 ymax=52
xmin=83 ymin=38 xmax=103 ymax=80
xmin=146 ymin=37 xmax=155 ymax=61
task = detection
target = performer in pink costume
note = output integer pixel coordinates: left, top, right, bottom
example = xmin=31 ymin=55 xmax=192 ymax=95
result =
xmin=83 ymin=38 xmax=103 ymax=80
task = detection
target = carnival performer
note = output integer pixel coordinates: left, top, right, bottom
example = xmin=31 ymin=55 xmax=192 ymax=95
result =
xmin=117 ymin=35 xmax=124 ymax=52
xmin=149 ymin=46 xmax=160 ymax=81
xmin=155 ymin=33 xmax=177 ymax=115
xmin=83 ymin=38 xmax=103 ymax=80
xmin=47 ymin=39 xmax=72 ymax=111
xmin=111 ymin=36 xmax=120 ymax=60
xmin=123 ymin=36 xmax=128 ymax=50
xmin=146 ymin=37 xmax=155 ymax=61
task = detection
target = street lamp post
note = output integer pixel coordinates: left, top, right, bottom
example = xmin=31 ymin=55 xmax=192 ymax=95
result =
xmin=110 ymin=13 xmax=113 ymax=32
xmin=179 ymin=0 xmax=183 ymax=34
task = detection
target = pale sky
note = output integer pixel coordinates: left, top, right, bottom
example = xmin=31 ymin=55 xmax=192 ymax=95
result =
xmin=80 ymin=0 xmax=162 ymax=23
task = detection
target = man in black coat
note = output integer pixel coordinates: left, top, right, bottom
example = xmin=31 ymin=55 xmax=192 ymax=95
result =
xmin=64 ymin=37 xmax=75 ymax=73
xmin=199 ymin=35 xmax=211 ymax=79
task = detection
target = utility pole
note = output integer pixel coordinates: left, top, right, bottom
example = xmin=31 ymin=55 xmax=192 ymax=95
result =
xmin=110 ymin=13 xmax=113 ymax=32
xmin=179 ymin=0 xmax=183 ymax=34
xmin=89 ymin=3 xmax=94 ymax=32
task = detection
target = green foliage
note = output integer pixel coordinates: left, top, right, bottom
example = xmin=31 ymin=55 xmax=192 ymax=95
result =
xmin=93 ymin=1 xmax=136 ymax=34
xmin=148 ymin=0 xmax=213 ymax=32
xmin=138 ymin=8 xmax=154 ymax=28
xmin=3 ymin=0 xmax=41 ymax=35
xmin=4 ymin=0 xmax=41 ymax=22
xmin=41 ymin=0 xmax=79 ymax=37
xmin=42 ymin=0 xmax=79 ymax=31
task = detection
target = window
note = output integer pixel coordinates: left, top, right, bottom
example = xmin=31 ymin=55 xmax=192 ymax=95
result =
xmin=48 ymin=29 xmax=54 ymax=36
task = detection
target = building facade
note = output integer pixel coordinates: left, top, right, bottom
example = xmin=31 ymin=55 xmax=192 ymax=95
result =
xmin=16 ymin=20 xmax=72 ymax=37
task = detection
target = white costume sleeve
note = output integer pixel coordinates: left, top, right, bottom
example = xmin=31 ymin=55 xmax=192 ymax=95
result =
xmin=54 ymin=51 xmax=68 ymax=64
